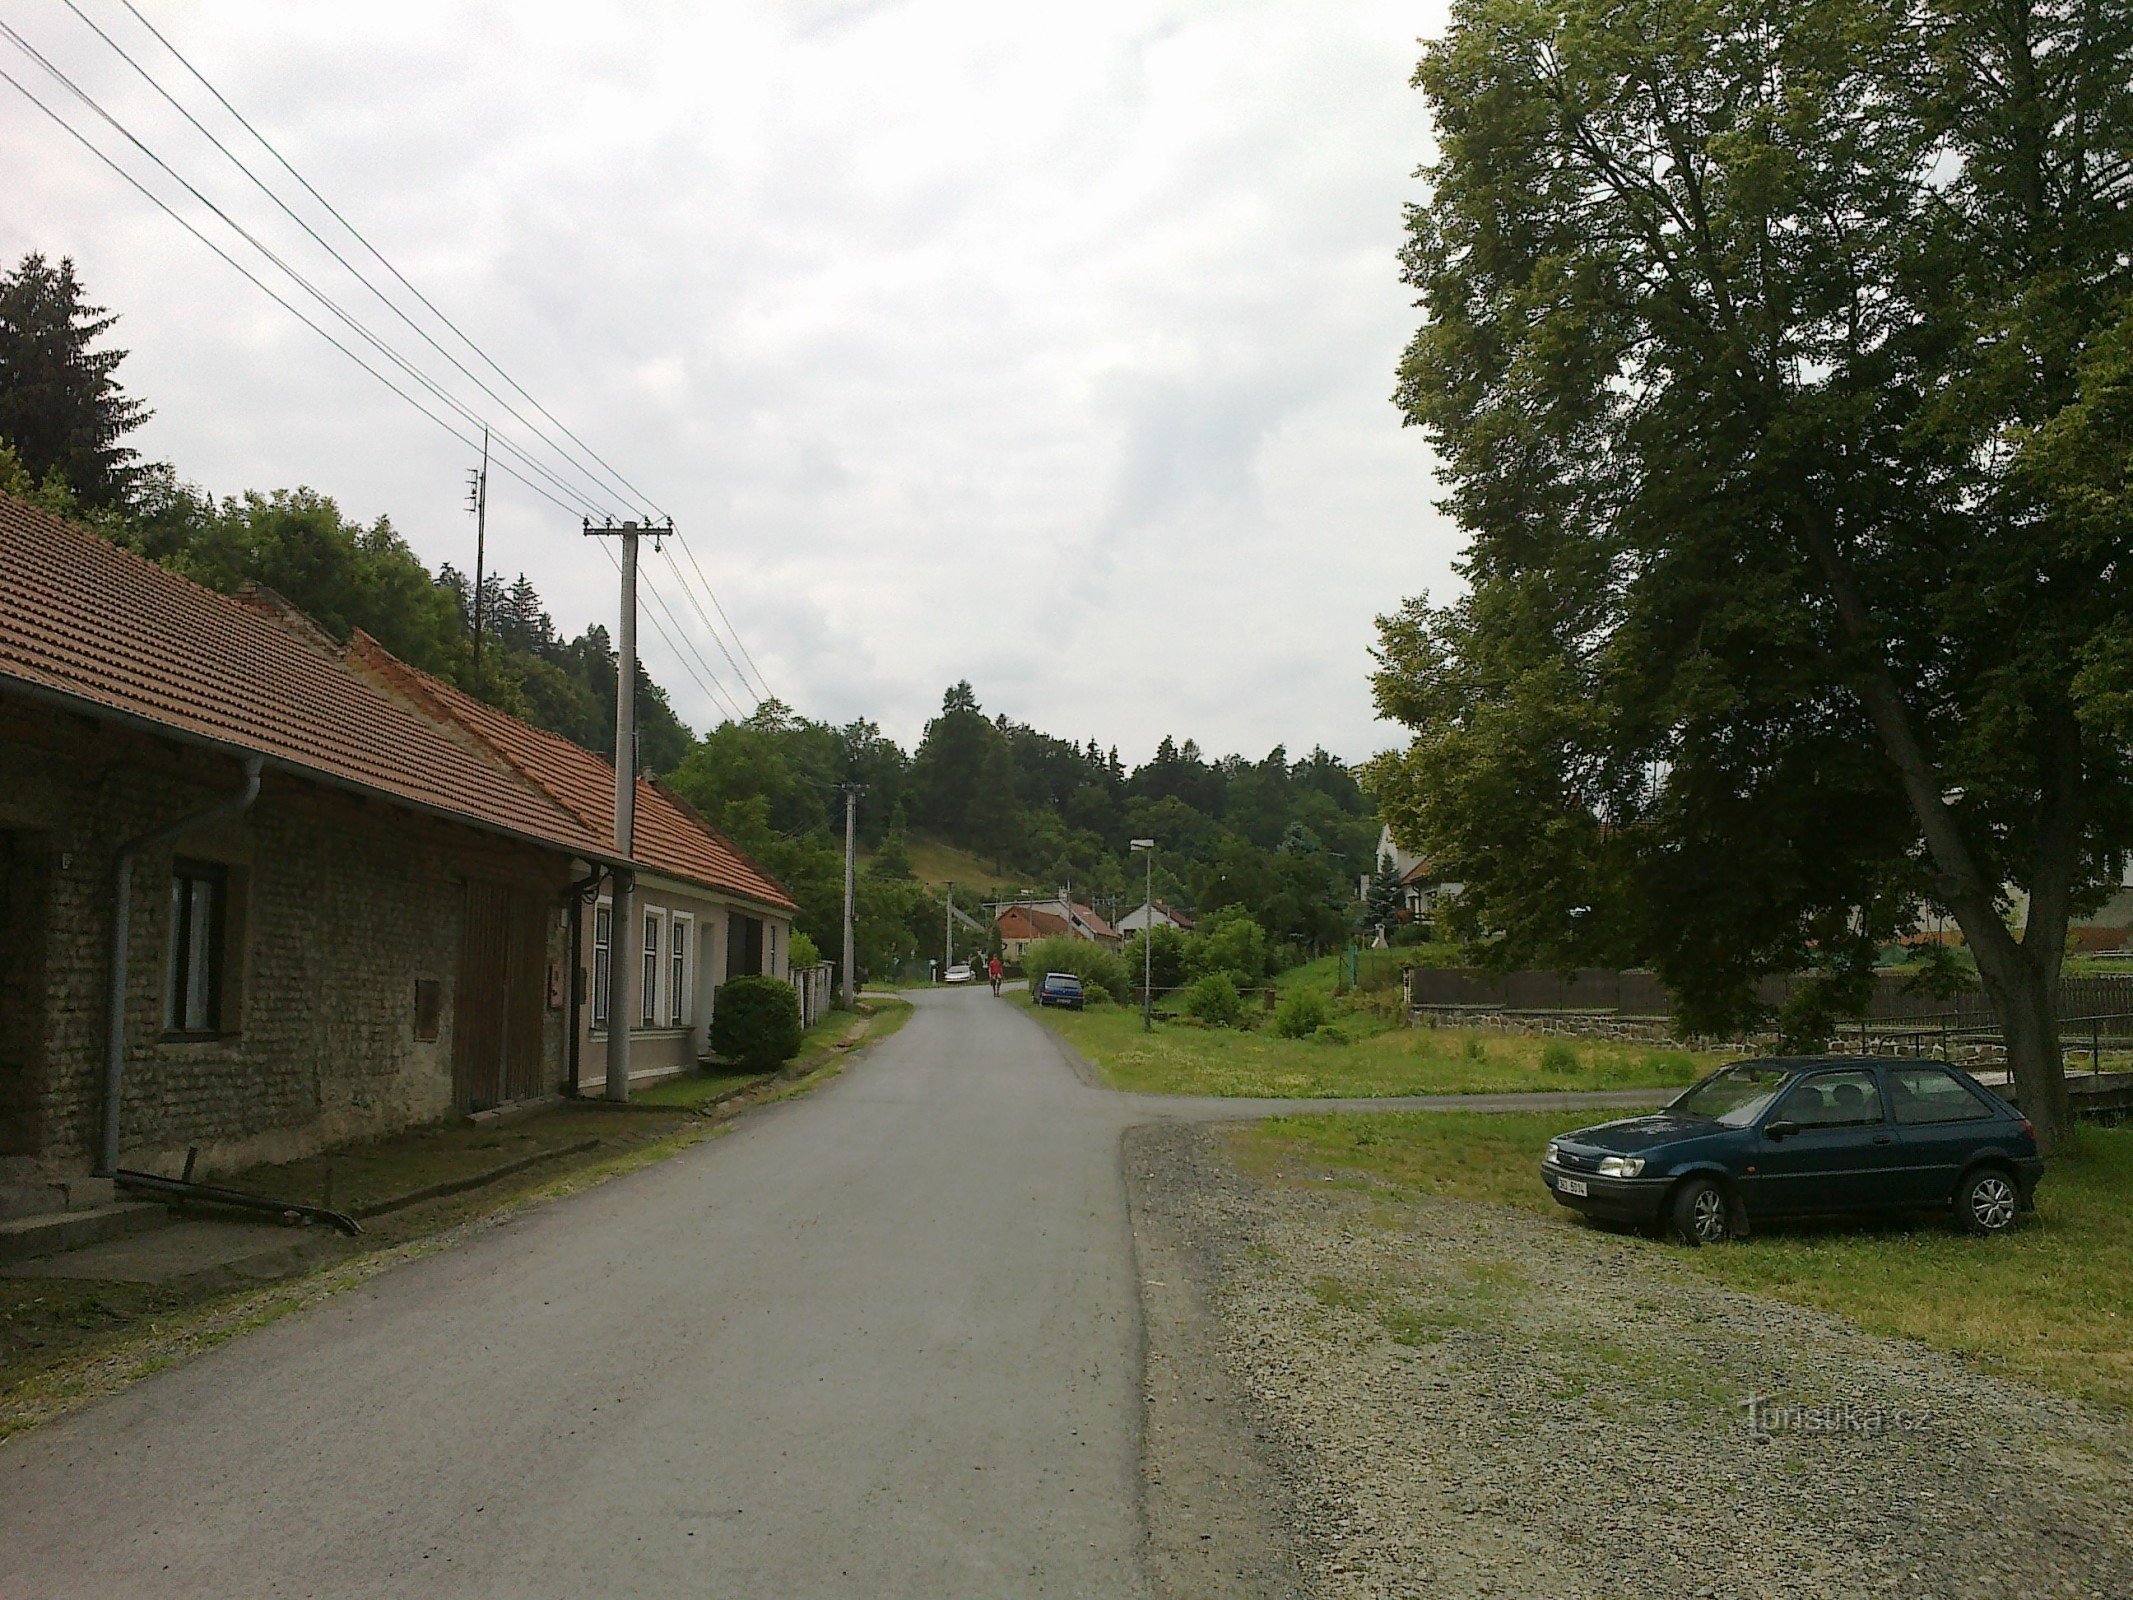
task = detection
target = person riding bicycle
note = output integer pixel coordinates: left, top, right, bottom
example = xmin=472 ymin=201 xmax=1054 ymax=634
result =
xmin=987 ymin=955 xmax=1003 ymax=995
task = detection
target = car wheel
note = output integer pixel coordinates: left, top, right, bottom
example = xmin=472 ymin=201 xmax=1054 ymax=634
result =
xmin=1669 ymin=1177 xmax=1732 ymax=1247
xmin=1958 ymin=1167 xmax=2021 ymax=1236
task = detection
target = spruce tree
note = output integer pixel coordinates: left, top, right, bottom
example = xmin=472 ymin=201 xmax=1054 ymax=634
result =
xmin=0 ymin=254 xmax=150 ymax=507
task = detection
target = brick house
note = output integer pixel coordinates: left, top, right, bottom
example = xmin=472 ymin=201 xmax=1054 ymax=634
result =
xmin=0 ymin=492 xmax=792 ymax=1207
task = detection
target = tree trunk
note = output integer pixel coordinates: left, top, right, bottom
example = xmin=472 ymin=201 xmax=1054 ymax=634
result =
xmin=1971 ymin=944 xmax=2073 ymax=1153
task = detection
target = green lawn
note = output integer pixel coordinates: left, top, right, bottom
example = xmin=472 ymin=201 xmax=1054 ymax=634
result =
xmin=1239 ymin=1111 xmax=2133 ymax=1414
xmin=1036 ymin=1000 xmax=1729 ymax=1097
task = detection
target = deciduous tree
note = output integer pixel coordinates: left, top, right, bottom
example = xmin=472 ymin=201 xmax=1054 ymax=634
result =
xmin=1373 ymin=0 xmax=2133 ymax=1148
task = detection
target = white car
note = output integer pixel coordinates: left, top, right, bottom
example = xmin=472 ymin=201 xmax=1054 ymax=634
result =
xmin=943 ymin=963 xmax=976 ymax=985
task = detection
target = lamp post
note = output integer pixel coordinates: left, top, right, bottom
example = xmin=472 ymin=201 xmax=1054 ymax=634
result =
xmin=1130 ymin=838 xmax=1155 ymax=1032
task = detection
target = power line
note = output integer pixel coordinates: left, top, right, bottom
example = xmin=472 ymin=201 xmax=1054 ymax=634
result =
xmin=0 ymin=17 xmax=624 ymax=526
xmin=589 ymin=540 xmax=746 ymax=724
xmin=11 ymin=6 xmax=779 ymax=723
xmin=656 ymin=541 xmax=769 ymax=707
xmin=0 ymin=60 xmax=593 ymax=525
xmin=64 ymin=0 xmax=647 ymax=525
xmin=669 ymin=531 xmax=776 ymax=702
xmin=109 ymin=0 xmax=672 ymax=527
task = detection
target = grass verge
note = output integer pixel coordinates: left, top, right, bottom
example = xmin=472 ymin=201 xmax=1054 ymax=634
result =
xmin=1036 ymin=1000 xmax=1726 ymax=1097
xmin=1237 ymin=1110 xmax=2133 ymax=1414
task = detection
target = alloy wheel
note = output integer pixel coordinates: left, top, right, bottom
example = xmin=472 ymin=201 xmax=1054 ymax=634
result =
xmin=1690 ymin=1186 xmax=1728 ymax=1243
xmin=1969 ymin=1174 xmax=2017 ymax=1233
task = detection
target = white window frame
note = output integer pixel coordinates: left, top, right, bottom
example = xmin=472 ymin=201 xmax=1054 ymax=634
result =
xmin=642 ymin=907 xmax=666 ymax=1029
xmin=670 ymin=912 xmax=695 ymax=1028
xmin=592 ymin=900 xmax=613 ymax=1029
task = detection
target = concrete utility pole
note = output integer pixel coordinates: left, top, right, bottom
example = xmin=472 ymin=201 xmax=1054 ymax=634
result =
xmin=585 ymin=517 xmax=670 ymax=1101
xmin=1131 ymin=838 xmax=1155 ymax=1032
xmin=945 ymin=880 xmax=955 ymax=974
xmin=840 ymin=784 xmax=863 ymax=1007
xmin=466 ymin=427 xmax=489 ymax=676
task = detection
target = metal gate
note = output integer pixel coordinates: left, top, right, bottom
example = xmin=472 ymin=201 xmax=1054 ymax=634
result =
xmin=452 ymin=881 xmax=548 ymax=1113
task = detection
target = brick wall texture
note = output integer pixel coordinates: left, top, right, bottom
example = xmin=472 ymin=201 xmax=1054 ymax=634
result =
xmin=1 ymin=702 xmax=573 ymax=1181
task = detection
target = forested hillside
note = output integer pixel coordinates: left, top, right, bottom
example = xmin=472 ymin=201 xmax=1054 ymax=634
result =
xmin=2 ymin=252 xmax=1381 ymax=975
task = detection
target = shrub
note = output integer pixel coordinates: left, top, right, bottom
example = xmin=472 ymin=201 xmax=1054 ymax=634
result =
xmin=1460 ymin=1033 xmax=1487 ymax=1062
xmin=789 ymin=930 xmax=821 ymax=968
xmin=1192 ymin=909 xmax=1271 ymax=987
xmin=1272 ymin=989 xmax=1331 ymax=1038
xmin=1183 ymin=972 xmax=1244 ymax=1026
xmin=1021 ymin=935 xmax=1131 ymax=1003
xmin=710 ymin=975 xmax=804 ymax=1068
xmin=1123 ymin=925 xmax=1191 ymax=992
xmin=1314 ymin=1025 xmax=1350 ymax=1046
xmin=1539 ymin=1041 xmax=1580 ymax=1075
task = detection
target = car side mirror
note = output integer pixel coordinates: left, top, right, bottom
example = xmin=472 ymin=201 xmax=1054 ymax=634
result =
xmin=1764 ymin=1119 xmax=1800 ymax=1141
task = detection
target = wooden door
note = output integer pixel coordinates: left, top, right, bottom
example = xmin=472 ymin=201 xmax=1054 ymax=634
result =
xmin=453 ymin=882 xmax=550 ymax=1113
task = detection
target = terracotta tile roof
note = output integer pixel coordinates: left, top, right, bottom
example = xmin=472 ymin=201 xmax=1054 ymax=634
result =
xmin=0 ymin=491 xmax=606 ymax=856
xmin=0 ymin=492 xmax=795 ymax=910
xmin=1068 ymin=901 xmax=1118 ymax=939
xmin=349 ymin=639 xmax=795 ymax=911
xmin=996 ymin=906 xmax=1072 ymax=941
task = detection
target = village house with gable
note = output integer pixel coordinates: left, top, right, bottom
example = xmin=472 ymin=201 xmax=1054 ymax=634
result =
xmin=0 ymin=491 xmax=794 ymax=1218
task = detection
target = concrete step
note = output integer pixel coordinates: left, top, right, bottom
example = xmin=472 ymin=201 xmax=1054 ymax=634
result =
xmin=0 ymin=1200 xmax=169 ymax=1264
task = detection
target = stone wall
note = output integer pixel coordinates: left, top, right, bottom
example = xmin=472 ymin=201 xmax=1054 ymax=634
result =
xmin=1407 ymin=1005 xmax=1761 ymax=1052
xmin=0 ymin=700 xmax=574 ymax=1181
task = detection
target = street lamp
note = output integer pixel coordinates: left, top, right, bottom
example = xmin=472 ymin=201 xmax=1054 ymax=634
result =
xmin=1130 ymin=838 xmax=1155 ymax=1032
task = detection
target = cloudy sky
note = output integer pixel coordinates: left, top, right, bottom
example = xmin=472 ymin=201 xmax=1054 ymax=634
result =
xmin=4 ymin=0 xmax=1460 ymax=765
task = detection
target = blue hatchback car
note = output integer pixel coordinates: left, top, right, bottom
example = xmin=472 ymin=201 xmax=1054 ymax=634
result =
xmin=1033 ymin=972 xmax=1086 ymax=1010
xmin=1540 ymin=1056 xmax=2044 ymax=1245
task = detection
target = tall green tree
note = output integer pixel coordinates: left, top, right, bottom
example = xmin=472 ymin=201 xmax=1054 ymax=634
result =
xmin=1373 ymin=0 xmax=2133 ymax=1147
xmin=0 ymin=254 xmax=151 ymax=508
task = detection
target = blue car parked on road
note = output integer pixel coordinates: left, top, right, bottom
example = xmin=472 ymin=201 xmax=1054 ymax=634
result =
xmin=1540 ymin=1056 xmax=2044 ymax=1245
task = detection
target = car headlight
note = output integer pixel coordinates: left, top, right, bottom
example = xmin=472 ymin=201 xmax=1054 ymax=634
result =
xmin=1597 ymin=1156 xmax=1646 ymax=1178
xmin=1546 ymin=1142 xmax=1561 ymax=1165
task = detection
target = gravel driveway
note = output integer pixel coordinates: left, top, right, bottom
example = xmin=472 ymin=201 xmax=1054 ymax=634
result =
xmin=1130 ymin=1121 xmax=2133 ymax=1600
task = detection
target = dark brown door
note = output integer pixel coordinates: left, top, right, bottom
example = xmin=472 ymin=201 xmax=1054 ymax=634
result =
xmin=453 ymin=882 xmax=549 ymax=1113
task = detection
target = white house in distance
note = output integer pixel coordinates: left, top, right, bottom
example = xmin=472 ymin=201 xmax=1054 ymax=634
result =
xmin=1371 ymin=824 xmax=1464 ymax=939
xmin=1117 ymin=900 xmax=1195 ymax=936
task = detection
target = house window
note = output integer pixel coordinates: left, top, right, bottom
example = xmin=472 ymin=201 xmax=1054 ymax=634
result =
xmin=592 ymin=903 xmax=612 ymax=1028
xmin=642 ymin=909 xmax=664 ymax=1028
xmin=670 ymin=914 xmax=693 ymax=1027
xmin=165 ymin=862 xmax=226 ymax=1035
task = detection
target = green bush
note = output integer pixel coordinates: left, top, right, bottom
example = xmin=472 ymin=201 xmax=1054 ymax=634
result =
xmin=1192 ymin=909 xmax=1271 ymax=988
xmin=1183 ymin=972 xmax=1244 ymax=1026
xmin=1539 ymin=1041 xmax=1580 ymax=1075
xmin=1021 ymin=935 xmax=1131 ymax=1003
xmin=710 ymin=975 xmax=804 ymax=1068
xmin=1460 ymin=1033 xmax=1487 ymax=1062
xmin=1123 ymin=925 xmax=1192 ymax=992
xmin=1272 ymin=989 xmax=1331 ymax=1038
xmin=789 ymin=930 xmax=821 ymax=968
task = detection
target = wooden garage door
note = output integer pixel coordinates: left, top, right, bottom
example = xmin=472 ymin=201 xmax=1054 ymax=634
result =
xmin=452 ymin=882 xmax=548 ymax=1113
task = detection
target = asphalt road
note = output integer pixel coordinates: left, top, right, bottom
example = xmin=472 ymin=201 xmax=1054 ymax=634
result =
xmin=1 ymin=991 xmax=1664 ymax=1599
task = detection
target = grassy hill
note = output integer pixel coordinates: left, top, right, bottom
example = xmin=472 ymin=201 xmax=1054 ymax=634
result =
xmin=857 ymin=834 xmax=1018 ymax=895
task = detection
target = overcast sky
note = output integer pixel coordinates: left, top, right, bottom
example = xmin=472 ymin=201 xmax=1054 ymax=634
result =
xmin=4 ymin=0 xmax=1460 ymax=766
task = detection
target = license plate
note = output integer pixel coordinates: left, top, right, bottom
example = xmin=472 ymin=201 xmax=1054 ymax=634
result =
xmin=1556 ymin=1176 xmax=1589 ymax=1197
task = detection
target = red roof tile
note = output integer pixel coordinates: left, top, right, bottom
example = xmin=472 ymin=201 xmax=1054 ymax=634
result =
xmin=0 ymin=491 xmax=607 ymax=855
xmin=0 ymin=492 xmax=794 ymax=911
xmin=349 ymin=639 xmax=794 ymax=911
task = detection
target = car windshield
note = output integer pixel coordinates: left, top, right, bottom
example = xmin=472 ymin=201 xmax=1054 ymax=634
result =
xmin=1670 ymin=1063 xmax=1796 ymax=1126
xmin=1048 ymin=974 xmax=1082 ymax=989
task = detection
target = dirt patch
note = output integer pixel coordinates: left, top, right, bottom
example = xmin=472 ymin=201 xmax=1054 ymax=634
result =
xmin=1130 ymin=1120 xmax=2133 ymax=1600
